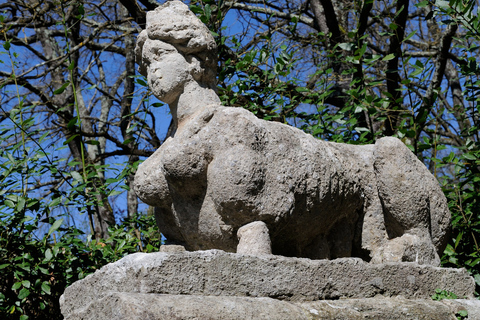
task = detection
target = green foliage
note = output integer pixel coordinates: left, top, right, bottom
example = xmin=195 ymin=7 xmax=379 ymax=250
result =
xmin=426 ymin=0 xmax=480 ymax=295
xmin=431 ymin=289 xmax=468 ymax=319
xmin=441 ymin=139 xmax=480 ymax=291
xmin=0 ymin=84 xmax=159 ymax=320
xmin=0 ymin=11 xmax=161 ymax=319
xmin=0 ymin=210 xmax=160 ymax=320
xmin=457 ymin=309 xmax=469 ymax=320
xmin=431 ymin=288 xmax=460 ymax=300
xmin=0 ymin=100 xmax=159 ymax=320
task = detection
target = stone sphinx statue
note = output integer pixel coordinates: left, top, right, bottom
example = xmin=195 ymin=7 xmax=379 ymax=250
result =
xmin=133 ymin=0 xmax=451 ymax=266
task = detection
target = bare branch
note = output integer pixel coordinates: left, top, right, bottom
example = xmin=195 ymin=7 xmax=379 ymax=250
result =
xmin=223 ymin=1 xmax=314 ymax=27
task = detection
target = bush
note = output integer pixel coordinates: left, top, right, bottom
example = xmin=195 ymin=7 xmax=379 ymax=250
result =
xmin=0 ymin=212 xmax=160 ymax=320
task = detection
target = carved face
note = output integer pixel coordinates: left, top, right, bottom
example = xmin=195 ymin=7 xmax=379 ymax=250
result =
xmin=142 ymin=39 xmax=192 ymax=104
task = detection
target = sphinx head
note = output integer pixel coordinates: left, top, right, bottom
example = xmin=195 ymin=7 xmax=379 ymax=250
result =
xmin=135 ymin=1 xmax=217 ymax=104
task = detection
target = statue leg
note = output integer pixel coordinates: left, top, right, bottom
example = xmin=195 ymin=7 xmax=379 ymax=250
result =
xmin=370 ymin=229 xmax=440 ymax=265
xmin=237 ymin=221 xmax=272 ymax=256
xmin=373 ymin=137 xmax=440 ymax=266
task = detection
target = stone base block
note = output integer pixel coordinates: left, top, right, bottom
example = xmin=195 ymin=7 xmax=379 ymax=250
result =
xmin=60 ymin=250 xmax=478 ymax=319
xmin=64 ymin=293 xmax=480 ymax=320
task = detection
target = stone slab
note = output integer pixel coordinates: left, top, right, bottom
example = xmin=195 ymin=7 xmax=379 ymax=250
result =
xmin=60 ymin=250 xmax=475 ymax=317
xmin=63 ymin=292 xmax=480 ymax=320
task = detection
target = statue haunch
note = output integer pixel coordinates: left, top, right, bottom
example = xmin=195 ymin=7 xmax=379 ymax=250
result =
xmin=133 ymin=1 xmax=451 ymax=266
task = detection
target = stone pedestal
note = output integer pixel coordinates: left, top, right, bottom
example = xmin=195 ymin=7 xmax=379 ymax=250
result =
xmin=60 ymin=250 xmax=480 ymax=319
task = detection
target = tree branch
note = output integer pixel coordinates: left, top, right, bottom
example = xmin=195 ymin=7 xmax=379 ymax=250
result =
xmin=384 ymin=0 xmax=409 ymax=136
xmin=415 ymin=23 xmax=458 ymax=141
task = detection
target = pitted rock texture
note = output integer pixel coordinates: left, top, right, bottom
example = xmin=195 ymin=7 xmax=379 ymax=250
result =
xmin=60 ymin=251 xmax=477 ymax=319
xmin=63 ymin=293 xmax=479 ymax=320
xmin=237 ymin=221 xmax=272 ymax=255
xmin=134 ymin=104 xmax=450 ymax=264
xmin=60 ymin=250 xmax=475 ymax=318
xmin=133 ymin=0 xmax=451 ymax=265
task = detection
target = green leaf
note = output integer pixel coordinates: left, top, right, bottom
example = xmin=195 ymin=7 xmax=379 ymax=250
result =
xmin=474 ymin=274 xmax=480 ymax=286
xmin=53 ymin=82 xmax=70 ymax=95
xmin=3 ymin=40 xmax=11 ymax=50
xmin=4 ymin=199 xmax=14 ymax=208
xmin=47 ymin=218 xmax=63 ymax=237
xmin=389 ymin=22 xmax=398 ymax=30
xmin=38 ymin=131 xmax=50 ymax=144
xmin=354 ymin=106 xmax=364 ymax=113
xmin=122 ymin=138 xmax=133 ymax=145
xmin=15 ymin=197 xmax=26 ymax=212
xmin=126 ymin=123 xmax=138 ymax=134
xmin=189 ymin=5 xmax=202 ymax=15
xmin=38 ymin=267 xmax=49 ymax=275
xmin=444 ymin=244 xmax=455 ymax=255
xmin=454 ymin=231 xmax=463 ymax=249
xmin=12 ymin=282 xmax=22 ymax=290
xmin=49 ymin=196 xmax=62 ymax=207
xmin=462 ymin=153 xmax=477 ymax=161
xmin=457 ymin=309 xmax=468 ymax=317
xmin=436 ymin=0 xmax=450 ymax=9
xmin=416 ymin=0 xmax=429 ymax=7
xmin=44 ymin=248 xmax=53 ymax=261
xmin=63 ymin=134 xmax=79 ymax=146
xmin=41 ymin=282 xmax=51 ymax=295
xmin=0 ymin=263 xmax=9 ymax=270
xmin=338 ymin=42 xmax=354 ymax=51
xmin=18 ymin=288 xmax=30 ymax=300
xmin=403 ymin=30 xmax=417 ymax=42
xmin=410 ymin=68 xmax=424 ymax=77
xmin=68 ymin=60 xmax=75 ymax=70
xmin=71 ymin=171 xmax=83 ymax=183
xmin=442 ymin=152 xmax=455 ymax=163
xmin=204 ymin=4 xmax=212 ymax=20
xmin=136 ymin=78 xmax=147 ymax=86
xmin=108 ymin=190 xmax=123 ymax=196
xmin=382 ymin=53 xmax=396 ymax=61
xmin=295 ymin=87 xmax=310 ymax=93
xmin=20 ymin=315 xmax=29 ymax=320
xmin=22 ymin=280 xmax=31 ymax=288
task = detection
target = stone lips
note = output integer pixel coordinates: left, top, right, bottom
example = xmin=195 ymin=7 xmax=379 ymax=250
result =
xmin=60 ymin=250 xmax=475 ymax=318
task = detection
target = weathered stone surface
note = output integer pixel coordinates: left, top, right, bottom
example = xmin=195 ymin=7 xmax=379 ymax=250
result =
xmin=63 ymin=293 xmax=306 ymax=320
xmin=443 ymin=299 xmax=480 ymax=319
xmin=134 ymin=1 xmax=217 ymax=89
xmin=60 ymin=250 xmax=475 ymax=318
xmin=159 ymin=244 xmax=185 ymax=253
xmin=373 ymin=137 xmax=452 ymax=261
xmin=298 ymin=297 xmax=466 ymax=320
xmin=132 ymin=0 xmax=451 ymax=266
xmin=63 ymin=293 xmax=478 ymax=320
xmin=237 ymin=221 xmax=272 ymax=255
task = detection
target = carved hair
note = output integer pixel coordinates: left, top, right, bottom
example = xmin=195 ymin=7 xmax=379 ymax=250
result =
xmin=135 ymin=1 xmax=217 ymax=88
